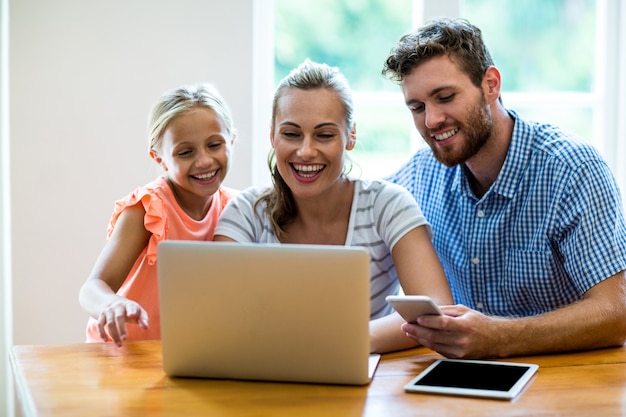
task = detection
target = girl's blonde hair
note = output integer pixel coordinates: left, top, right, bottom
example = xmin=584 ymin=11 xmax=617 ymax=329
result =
xmin=148 ymin=83 xmax=234 ymax=153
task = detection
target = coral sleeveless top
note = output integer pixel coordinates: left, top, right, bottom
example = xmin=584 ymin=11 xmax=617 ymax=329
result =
xmin=86 ymin=176 xmax=236 ymax=342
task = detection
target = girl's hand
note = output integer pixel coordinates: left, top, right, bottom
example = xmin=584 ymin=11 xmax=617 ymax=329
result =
xmin=97 ymin=297 xmax=149 ymax=347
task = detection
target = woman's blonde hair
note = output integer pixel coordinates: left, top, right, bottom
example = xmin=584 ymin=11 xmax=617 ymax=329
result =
xmin=256 ymin=60 xmax=354 ymax=239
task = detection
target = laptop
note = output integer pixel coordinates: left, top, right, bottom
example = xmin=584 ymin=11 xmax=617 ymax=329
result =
xmin=157 ymin=240 xmax=380 ymax=385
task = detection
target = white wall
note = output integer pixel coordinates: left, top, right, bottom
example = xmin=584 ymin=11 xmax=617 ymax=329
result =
xmin=1 ymin=0 xmax=13 ymax=414
xmin=8 ymin=0 xmax=263 ymax=345
xmin=3 ymin=0 xmax=274 ymax=413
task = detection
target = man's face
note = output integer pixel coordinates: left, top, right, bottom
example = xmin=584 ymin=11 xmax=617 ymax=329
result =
xmin=401 ymin=55 xmax=492 ymax=167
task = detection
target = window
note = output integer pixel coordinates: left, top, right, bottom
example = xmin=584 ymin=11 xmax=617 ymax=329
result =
xmin=274 ymin=0 xmax=416 ymax=178
xmin=272 ymin=0 xmax=626 ymax=191
xmin=464 ymin=0 xmax=597 ymax=145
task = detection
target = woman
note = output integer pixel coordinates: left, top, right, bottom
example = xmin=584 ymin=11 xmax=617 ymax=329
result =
xmin=214 ymin=60 xmax=452 ymax=353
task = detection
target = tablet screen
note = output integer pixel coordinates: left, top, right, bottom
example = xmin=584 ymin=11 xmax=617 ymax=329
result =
xmin=404 ymin=359 xmax=538 ymax=400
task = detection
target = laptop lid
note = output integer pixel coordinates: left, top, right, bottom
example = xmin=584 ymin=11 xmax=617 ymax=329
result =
xmin=157 ymin=240 xmax=378 ymax=385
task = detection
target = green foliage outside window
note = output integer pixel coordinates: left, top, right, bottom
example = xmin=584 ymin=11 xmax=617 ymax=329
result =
xmin=465 ymin=0 xmax=595 ymax=92
xmin=274 ymin=0 xmax=413 ymax=90
xmin=274 ymin=0 xmax=598 ymax=175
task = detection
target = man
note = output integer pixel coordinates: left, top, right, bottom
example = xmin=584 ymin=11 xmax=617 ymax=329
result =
xmin=383 ymin=18 xmax=626 ymax=359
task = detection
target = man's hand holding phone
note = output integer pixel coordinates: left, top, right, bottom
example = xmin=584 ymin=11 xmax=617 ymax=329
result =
xmin=385 ymin=295 xmax=443 ymax=323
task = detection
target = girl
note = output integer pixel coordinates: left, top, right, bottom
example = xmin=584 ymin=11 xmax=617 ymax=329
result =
xmin=214 ymin=60 xmax=452 ymax=353
xmin=79 ymin=83 xmax=237 ymax=346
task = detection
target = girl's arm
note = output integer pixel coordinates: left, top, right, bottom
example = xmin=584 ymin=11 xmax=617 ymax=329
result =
xmin=369 ymin=225 xmax=453 ymax=353
xmin=78 ymin=204 xmax=151 ymax=346
xmin=213 ymin=235 xmax=236 ymax=242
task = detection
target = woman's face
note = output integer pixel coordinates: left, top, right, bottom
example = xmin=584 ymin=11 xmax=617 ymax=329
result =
xmin=271 ymin=88 xmax=355 ymax=201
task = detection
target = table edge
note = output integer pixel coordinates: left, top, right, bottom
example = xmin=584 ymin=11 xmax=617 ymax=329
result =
xmin=9 ymin=346 xmax=39 ymax=417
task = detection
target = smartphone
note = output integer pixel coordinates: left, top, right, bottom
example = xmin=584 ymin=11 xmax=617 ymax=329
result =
xmin=385 ymin=295 xmax=442 ymax=323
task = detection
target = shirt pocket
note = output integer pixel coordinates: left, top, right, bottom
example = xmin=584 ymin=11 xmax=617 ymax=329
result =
xmin=502 ymin=248 xmax=577 ymax=316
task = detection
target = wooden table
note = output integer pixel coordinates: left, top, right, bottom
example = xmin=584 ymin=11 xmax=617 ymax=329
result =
xmin=10 ymin=341 xmax=626 ymax=416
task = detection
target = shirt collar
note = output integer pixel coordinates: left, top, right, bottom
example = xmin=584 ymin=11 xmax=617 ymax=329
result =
xmin=453 ymin=109 xmax=534 ymax=200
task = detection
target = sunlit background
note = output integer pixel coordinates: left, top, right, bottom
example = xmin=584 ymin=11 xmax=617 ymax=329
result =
xmin=274 ymin=0 xmax=608 ymax=179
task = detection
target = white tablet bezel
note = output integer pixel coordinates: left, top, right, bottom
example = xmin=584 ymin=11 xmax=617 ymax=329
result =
xmin=404 ymin=359 xmax=539 ymax=400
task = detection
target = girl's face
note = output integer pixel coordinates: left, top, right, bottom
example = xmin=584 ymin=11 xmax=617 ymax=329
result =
xmin=271 ymin=88 xmax=355 ymax=201
xmin=151 ymin=107 xmax=234 ymax=217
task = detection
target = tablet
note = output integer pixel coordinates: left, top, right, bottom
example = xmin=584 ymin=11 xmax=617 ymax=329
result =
xmin=404 ymin=359 xmax=538 ymax=400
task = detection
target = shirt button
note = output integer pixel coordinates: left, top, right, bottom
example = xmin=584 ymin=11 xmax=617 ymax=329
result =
xmin=477 ymin=210 xmax=485 ymax=218
xmin=476 ymin=302 xmax=484 ymax=309
xmin=472 ymin=257 xmax=480 ymax=265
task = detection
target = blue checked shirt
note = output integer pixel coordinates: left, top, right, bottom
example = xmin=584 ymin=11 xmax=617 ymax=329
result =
xmin=387 ymin=110 xmax=626 ymax=317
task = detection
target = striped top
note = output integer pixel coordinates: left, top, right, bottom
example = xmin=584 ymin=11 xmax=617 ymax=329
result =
xmin=387 ymin=110 xmax=626 ymax=317
xmin=214 ymin=178 xmax=431 ymax=318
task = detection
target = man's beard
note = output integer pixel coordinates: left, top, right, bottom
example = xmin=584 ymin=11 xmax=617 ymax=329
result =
xmin=427 ymin=97 xmax=492 ymax=167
